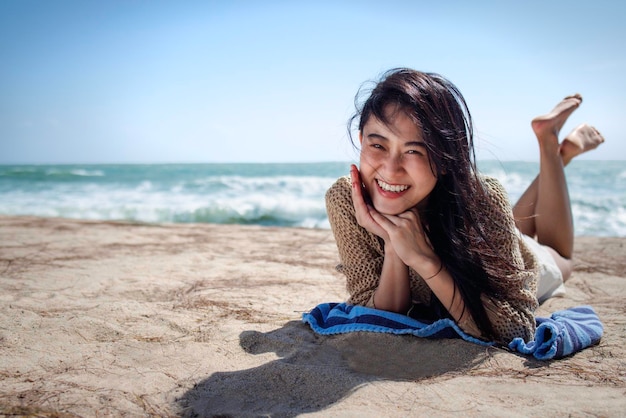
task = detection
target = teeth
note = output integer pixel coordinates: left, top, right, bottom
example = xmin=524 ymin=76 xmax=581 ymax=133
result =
xmin=376 ymin=179 xmax=409 ymax=193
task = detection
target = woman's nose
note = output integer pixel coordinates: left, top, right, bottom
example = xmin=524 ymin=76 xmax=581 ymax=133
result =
xmin=384 ymin=153 xmax=404 ymax=174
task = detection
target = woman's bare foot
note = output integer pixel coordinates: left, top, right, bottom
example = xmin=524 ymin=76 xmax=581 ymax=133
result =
xmin=560 ymin=123 xmax=605 ymax=165
xmin=531 ymin=94 xmax=583 ymax=143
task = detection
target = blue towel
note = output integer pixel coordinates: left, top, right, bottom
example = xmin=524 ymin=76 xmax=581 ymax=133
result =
xmin=302 ymin=303 xmax=603 ymax=360
xmin=509 ymin=306 xmax=604 ymax=360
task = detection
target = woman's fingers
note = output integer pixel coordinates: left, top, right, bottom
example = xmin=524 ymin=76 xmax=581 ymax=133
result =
xmin=350 ymin=165 xmax=366 ymax=209
xmin=369 ymin=207 xmax=393 ymax=226
xmin=350 ymin=165 xmax=387 ymax=239
xmin=376 ymin=210 xmax=415 ymax=231
xmin=396 ymin=208 xmax=419 ymax=223
xmin=350 ymin=165 xmax=370 ymax=223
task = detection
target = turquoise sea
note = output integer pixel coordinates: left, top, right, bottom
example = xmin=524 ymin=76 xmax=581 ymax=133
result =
xmin=0 ymin=161 xmax=624 ymax=236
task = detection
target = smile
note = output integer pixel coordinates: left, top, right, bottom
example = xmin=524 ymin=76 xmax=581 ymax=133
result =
xmin=376 ymin=179 xmax=410 ymax=193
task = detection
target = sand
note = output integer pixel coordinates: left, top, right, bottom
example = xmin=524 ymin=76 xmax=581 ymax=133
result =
xmin=0 ymin=215 xmax=624 ymax=417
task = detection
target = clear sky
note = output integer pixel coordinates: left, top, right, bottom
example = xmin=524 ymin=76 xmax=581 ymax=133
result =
xmin=1 ymin=0 xmax=625 ymax=164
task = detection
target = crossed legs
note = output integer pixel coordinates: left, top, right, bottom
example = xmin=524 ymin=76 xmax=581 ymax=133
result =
xmin=513 ymin=95 xmax=605 ymax=281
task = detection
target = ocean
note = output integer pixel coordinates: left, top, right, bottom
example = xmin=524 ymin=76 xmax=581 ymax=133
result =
xmin=0 ymin=161 xmax=624 ymax=236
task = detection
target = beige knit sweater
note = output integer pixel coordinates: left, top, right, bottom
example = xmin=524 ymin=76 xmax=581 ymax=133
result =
xmin=325 ymin=175 xmax=539 ymax=344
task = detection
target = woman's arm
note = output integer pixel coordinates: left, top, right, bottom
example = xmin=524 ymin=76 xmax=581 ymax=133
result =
xmin=372 ymin=244 xmax=411 ymax=313
xmin=347 ymin=165 xmax=412 ymax=312
xmin=327 ymin=171 xmax=533 ymax=343
xmin=367 ymin=209 xmax=470 ymax=324
xmin=325 ymin=176 xmax=384 ymax=306
xmin=346 ymin=164 xmax=471 ymax=321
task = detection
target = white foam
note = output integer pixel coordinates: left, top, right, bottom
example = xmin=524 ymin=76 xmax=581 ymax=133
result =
xmin=1 ymin=162 xmax=623 ymax=235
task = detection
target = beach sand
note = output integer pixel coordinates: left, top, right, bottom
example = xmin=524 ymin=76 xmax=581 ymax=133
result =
xmin=0 ymin=215 xmax=624 ymax=417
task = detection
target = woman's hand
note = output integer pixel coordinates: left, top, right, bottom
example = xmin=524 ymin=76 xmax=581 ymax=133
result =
xmin=350 ymin=164 xmax=440 ymax=277
xmin=350 ymin=165 xmax=389 ymax=241
xmin=369 ymin=203 xmax=441 ymax=277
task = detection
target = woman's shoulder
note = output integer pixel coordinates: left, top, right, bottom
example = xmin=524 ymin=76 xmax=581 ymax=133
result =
xmin=479 ymin=174 xmax=506 ymax=193
xmin=325 ymin=175 xmax=357 ymax=226
xmin=326 ymin=175 xmax=352 ymax=202
xmin=478 ymin=174 xmax=511 ymax=209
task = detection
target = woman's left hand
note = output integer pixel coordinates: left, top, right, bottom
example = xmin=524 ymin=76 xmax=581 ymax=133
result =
xmin=369 ymin=209 xmax=440 ymax=275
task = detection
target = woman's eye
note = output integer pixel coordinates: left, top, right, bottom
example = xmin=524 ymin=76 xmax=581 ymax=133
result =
xmin=371 ymin=144 xmax=384 ymax=150
xmin=407 ymin=149 xmax=424 ymax=156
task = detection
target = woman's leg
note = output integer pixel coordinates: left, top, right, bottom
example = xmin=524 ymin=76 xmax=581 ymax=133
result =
xmin=513 ymin=121 xmax=605 ymax=237
xmin=531 ymin=95 xmax=579 ymax=259
xmin=513 ymin=95 xmax=582 ymax=244
xmin=512 ymin=177 xmax=540 ymax=238
xmin=559 ymin=123 xmax=605 ymax=166
xmin=513 ymin=95 xmax=605 ymax=281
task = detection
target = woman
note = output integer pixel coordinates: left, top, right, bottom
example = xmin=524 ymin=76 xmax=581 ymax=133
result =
xmin=326 ymin=68 xmax=604 ymax=344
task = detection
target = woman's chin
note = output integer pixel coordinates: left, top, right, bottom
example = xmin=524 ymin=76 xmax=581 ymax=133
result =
xmin=373 ymin=201 xmax=407 ymax=216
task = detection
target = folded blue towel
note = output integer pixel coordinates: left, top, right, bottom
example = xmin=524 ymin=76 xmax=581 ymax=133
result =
xmin=509 ymin=305 xmax=604 ymax=360
xmin=302 ymin=303 xmax=603 ymax=360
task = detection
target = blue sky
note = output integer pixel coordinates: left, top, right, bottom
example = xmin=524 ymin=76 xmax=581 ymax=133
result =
xmin=1 ymin=0 xmax=625 ymax=164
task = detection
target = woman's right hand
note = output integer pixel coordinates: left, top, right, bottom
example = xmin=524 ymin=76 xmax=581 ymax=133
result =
xmin=350 ymin=164 xmax=389 ymax=241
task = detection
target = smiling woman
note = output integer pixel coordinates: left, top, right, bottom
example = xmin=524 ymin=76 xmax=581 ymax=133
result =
xmin=358 ymin=106 xmax=438 ymax=216
xmin=324 ymin=68 xmax=606 ymax=345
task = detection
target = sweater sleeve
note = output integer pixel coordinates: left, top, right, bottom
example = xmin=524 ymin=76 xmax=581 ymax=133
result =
xmin=325 ymin=176 xmax=384 ymax=307
xmin=459 ymin=176 xmax=539 ymax=344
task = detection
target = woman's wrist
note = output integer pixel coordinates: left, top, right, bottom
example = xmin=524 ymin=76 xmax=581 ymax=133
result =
xmin=383 ymin=241 xmax=403 ymax=261
xmin=423 ymin=261 xmax=444 ymax=281
xmin=410 ymin=256 xmax=442 ymax=281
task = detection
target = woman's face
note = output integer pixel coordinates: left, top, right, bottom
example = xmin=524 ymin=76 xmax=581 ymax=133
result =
xmin=359 ymin=105 xmax=438 ymax=216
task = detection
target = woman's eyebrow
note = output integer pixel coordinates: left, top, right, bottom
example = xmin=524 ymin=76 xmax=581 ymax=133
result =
xmin=405 ymin=141 xmax=427 ymax=148
xmin=366 ymin=133 xmax=388 ymax=141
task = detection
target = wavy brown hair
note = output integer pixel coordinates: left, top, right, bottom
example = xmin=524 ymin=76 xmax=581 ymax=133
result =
xmin=349 ymin=68 xmax=519 ymax=339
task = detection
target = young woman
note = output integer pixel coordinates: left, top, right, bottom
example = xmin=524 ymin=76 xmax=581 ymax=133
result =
xmin=325 ymin=68 xmax=604 ymax=344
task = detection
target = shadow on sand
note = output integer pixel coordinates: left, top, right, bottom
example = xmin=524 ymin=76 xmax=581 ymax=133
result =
xmin=176 ymin=320 xmax=489 ymax=417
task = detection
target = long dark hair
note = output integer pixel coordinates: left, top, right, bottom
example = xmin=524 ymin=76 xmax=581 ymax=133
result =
xmin=349 ymin=68 xmax=514 ymax=339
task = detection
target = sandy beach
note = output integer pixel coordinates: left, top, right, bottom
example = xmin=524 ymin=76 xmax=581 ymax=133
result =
xmin=0 ymin=215 xmax=624 ymax=417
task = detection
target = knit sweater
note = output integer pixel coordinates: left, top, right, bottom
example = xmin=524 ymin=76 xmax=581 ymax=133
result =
xmin=325 ymin=175 xmax=539 ymax=344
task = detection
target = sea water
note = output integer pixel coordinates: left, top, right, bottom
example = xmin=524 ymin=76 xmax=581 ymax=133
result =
xmin=0 ymin=161 xmax=624 ymax=236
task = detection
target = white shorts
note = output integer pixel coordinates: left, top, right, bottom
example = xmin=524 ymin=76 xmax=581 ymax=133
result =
xmin=521 ymin=234 xmax=565 ymax=304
